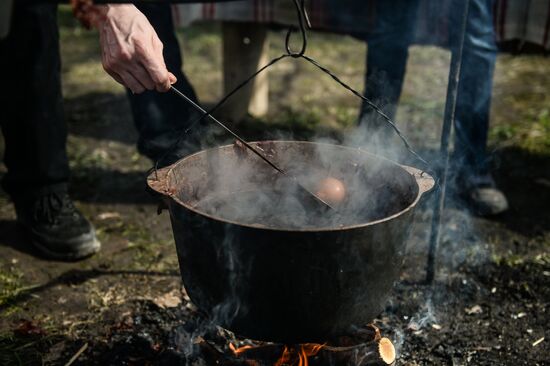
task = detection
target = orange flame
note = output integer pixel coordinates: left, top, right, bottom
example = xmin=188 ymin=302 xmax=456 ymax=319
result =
xmin=230 ymin=342 xmax=325 ymax=366
xmin=229 ymin=343 xmax=256 ymax=356
xmin=274 ymin=343 xmax=325 ymax=366
xmin=229 ymin=343 xmax=261 ymax=366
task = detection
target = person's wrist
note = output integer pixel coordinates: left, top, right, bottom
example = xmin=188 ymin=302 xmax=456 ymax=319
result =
xmin=91 ymin=4 xmax=140 ymax=28
xmin=71 ymin=0 xmax=103 ymax=29
xmin=88 ymin=4 xmax=108 ymax=28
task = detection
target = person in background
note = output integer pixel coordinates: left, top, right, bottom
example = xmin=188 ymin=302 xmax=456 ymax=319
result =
xmin=360 ymin=0 xmax=508 ymax=216
xmin=0 ymin=1 xmax=214 ymax=260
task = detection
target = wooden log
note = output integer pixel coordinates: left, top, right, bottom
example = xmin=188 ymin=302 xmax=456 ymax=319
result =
xmin=318 ymin=337 xmax=395 ymax=366
xmin=229 ymin=337 xmax=395 ymax=366
xmin=221 ymin=22 xmax=270 ymax=122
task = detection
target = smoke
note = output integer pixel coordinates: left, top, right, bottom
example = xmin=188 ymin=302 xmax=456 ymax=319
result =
xmin=407 ymin=299 xmax=437 ymax=331
xmin=183 ymin=135 xmax=414 ymax=231
xmin=168 ymin=225 xmax=251 ymax=363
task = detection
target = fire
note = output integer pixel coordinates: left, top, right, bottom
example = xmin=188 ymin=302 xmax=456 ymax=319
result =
xmin=230 ymin=342 xmax=325 ymax=366
xmin=274 ymin=344 xmax=325 ymax=366
xmin=229 ymin=343 xmax=256 ymax=356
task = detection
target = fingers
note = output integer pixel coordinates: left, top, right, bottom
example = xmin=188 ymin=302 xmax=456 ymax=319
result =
xmin=168 ymin=72 xmax=177 ymax=85
xmin=136 ymin=35 xmax=173 ymax=92
xmin=118 ymin=70 xmax=146 ymax=94
xmin=101 ymin=50 xmax=143 ymax=94
xmin=101 ymin=45 xmax=152 ymax=93
xmin=129 ymin=63 xmax=156 ymax=91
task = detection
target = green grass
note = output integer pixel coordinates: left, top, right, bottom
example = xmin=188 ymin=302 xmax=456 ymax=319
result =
xmin=0 ymin=267 xmax=26 ymax=316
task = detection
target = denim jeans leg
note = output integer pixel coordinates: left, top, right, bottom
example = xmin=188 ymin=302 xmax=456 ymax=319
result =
xmin=360 ymin=0 xmax=420 ymax=136
xmin=451 ymin=0 xmax=497 ymax=176
xmin=126 ymin=4 xmax=202 ymax=165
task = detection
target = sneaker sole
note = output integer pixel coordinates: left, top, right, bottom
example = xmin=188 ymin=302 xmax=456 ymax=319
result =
xmin=31 ymin=235 xmax=101 ymax=261
xmin=16 ymin=221 xmax=101 ymax=261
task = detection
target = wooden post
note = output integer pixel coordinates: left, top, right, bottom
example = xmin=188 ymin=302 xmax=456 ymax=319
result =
xmin=221 ymin=22 xmax=270 ymax=122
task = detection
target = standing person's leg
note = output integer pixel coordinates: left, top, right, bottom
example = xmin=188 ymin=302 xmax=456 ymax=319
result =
xmin=359 ymin=0 xmax=420 ymax=142
xmin=126 ymin=4 xmax=202 ymax=166
xmin=0 ymin=4 xmax=69 ymax=199
xmin=0 ymin=3 xmax=99 ymax=259
xmin=451 ymin=0 xmax=508 ymax=215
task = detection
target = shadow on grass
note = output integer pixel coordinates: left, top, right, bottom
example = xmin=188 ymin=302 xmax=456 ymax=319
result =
xmin=63 ymin=90 xmax=341 ymax=145
xmin=0 ymin=220 xmax=37 ymax=258
xmin=64 ymin=92 xmax=137 ymax=145
xmin=69 ymin=168 xmax=155 ymax=204
xmin=0 ymin=258 xmax=178 ymax=315
xmin=490 ymin=146 xmax=550 ymax=235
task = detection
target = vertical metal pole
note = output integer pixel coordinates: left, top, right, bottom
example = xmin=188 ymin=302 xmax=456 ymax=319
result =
xmin=426 ymin=0 xmax=471 ymax=283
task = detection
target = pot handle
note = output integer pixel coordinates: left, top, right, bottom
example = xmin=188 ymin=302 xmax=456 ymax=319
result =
xmin=146 ymin=165 xmax=174 ymax=196
xmin=402 ymin=165 xmax=435 ymax=196
xmin=147 ymin=164 xmax=179 ymax=214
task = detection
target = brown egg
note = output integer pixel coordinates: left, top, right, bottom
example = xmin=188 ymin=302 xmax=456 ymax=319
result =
xmin=316 ymin=177 xmax=346 ymax=205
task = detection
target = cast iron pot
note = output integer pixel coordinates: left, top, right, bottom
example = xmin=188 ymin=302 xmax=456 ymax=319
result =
xmin=148 ymin=141 xmax=434 ymax=343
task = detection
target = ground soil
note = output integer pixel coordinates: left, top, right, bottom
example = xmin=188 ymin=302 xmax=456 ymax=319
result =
xmin=1 ymin=10 xmax=549 ymax=366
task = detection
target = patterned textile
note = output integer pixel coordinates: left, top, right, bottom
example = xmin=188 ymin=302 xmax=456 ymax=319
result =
xmin=173 ymin=0 xmax=550 ymax=52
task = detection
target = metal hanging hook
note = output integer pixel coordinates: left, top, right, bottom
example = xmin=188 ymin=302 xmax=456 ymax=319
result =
xmin=155 ymin=0 xmax=433 ymax=180
xmin=285 ymin=0 xmax=310 ymax=57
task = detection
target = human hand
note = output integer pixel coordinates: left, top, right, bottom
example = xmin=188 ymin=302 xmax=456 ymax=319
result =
xmin=91 ymin=4 xmax=176 ymax=93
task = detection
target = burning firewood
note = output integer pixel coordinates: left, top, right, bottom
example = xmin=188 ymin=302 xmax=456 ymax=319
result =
xmin=229 ymin=335 xmax=396 ymax=366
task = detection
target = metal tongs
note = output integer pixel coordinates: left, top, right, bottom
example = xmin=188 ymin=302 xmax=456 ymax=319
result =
xmin=169 ymin=86 xmax=335 ymax=213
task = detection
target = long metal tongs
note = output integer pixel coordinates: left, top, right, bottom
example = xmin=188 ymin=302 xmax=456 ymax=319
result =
xmin=168 ymin=86 xmax=335 ymax=211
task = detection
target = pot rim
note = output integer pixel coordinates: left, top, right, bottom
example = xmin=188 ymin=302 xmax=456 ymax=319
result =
xmin=148 ymin=140 xmax=435 ymax=233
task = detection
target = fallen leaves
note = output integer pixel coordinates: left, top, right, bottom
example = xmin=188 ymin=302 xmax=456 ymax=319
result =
xmin=464 ymin=305 xmax=483 ymax=315
xmin=96 ymin=212 xmax=122 ymax=221
xmin=152 ymin=289 xmax=182 ymax=309
xmin=512 ymin=312 xmax=527 ymax=319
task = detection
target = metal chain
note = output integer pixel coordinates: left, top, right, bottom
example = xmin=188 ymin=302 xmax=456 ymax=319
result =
xmin=155 ymin=0 xmax=433 ymax=176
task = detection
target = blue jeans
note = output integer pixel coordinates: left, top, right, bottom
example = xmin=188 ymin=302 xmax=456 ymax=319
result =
xmin=361 ymin=0 xmax=420 ymax=123
xmin=362 ymin=0 xmax=497 ymax=175
xmin=451 ymin=0 xmax=497 ymax=175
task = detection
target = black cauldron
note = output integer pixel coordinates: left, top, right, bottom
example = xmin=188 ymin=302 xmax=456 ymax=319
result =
xmin=148 ymin=141 xmax=434 ymax=343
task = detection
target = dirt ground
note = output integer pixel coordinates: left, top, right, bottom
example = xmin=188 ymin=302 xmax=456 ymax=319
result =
xmin=1 ymin=9 xmax=549 ymax=366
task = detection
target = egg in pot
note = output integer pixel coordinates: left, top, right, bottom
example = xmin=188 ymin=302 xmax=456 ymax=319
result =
xmin=315 ymin=177 xmax=347 ymax=206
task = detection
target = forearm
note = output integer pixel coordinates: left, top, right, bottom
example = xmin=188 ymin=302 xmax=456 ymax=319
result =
xmin=63 ymin=0 xmax=234 ymax=93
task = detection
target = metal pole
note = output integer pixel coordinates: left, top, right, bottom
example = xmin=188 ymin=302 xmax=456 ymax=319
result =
xmin=426 ymin=0 xmax=470 ymax=283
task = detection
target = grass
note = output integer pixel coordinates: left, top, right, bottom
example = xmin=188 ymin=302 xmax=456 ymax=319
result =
xmin=0 ymin=266 xmax=26 ymax=316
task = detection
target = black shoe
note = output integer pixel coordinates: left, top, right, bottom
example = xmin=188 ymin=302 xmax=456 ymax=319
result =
xmin=14 ymin=192 xmax=100 ymax=260
xmin=457 ymin=173 xmax=509 ymax=216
